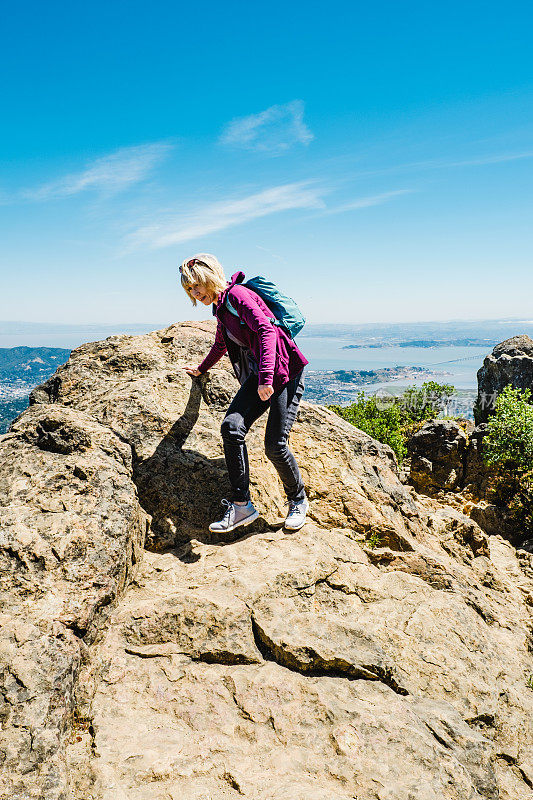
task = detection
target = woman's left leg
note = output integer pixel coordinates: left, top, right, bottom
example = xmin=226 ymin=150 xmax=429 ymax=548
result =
xmin=264 ymin=370 xmax=306 ymax=502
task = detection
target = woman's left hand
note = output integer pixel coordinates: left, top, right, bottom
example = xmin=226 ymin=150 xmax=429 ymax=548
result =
xmin=258 ymin=384 xmax=274 ymax=401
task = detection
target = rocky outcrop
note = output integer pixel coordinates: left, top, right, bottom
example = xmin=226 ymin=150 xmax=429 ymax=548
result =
xmin=407 ymin=419 xmax=495 ymax=499
xmin=27 ymin=322 xmax=418 ymax=550
xmin=406 ymin=418 xmax=525 ymax=545
xmin=0 ymin=405 xmax=149 ymax=800
xmin=1 ymin=321 xmax=532 ymax=800
xmin=462 ymin=422 xmax=491 ymax=493
xmin=475 ymin=334 xmax=533 ymax=424
xmin=410 ymin=335 xmax=533 ymax=543
xmin=408 ymin=420 xmax=469 ymax=494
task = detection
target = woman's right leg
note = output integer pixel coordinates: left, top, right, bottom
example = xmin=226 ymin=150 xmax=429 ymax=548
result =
xmin=264 ymin=370 xmax=306 ymax=502
xmin=220 ymin=374 xmax=269 ymax=502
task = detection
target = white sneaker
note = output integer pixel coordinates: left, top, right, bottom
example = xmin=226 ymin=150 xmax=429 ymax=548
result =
xmin=209 ymin=499 xmax=259 ymax=533
xmin=284 ymin=496 xmax=309 ymax=531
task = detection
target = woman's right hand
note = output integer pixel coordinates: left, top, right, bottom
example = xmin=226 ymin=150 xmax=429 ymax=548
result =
xmin=183 ymin=366 xmax=202 ymax=377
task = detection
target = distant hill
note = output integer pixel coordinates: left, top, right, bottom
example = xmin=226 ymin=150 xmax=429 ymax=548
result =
xmin=0 ymin=397 xmax=31 ymax=434
xmin=0 ymin=346 xmax=71 ymax=433
xmin=299 ymin=318 xmax=533 ymax=345
xmin=343 ymin=338 xmax=499 ymax=349
xmin=0 ymin=346 xmax=71 ymax=379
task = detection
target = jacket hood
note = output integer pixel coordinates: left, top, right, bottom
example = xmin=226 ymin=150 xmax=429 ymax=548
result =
xmin=212 ymin=271 xmax=245 ymax=315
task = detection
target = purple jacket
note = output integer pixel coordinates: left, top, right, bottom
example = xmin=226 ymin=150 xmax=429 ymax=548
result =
xmin=197 ymin=271 xmax=309 ymax=390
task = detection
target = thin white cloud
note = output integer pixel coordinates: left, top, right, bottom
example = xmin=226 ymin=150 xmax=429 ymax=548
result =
xmin=21 ymin=142 xmax=173 ymax=201
xmin=256 ymin=244 xmax=284 ymax=261
xmin=349 ymin=150 xmax=533 ymax=181
xmin=390 ymin=150 xmax=533 ymax=173
xmin=323 ymin=189 xmax=414 ymax=215
xmin=445 ymin=151 xmax=533 ymax=168
xmin=220 ymin=100 xmax=314 ymax=154
xmin=124 ymin=181 xmax=326 ymax=251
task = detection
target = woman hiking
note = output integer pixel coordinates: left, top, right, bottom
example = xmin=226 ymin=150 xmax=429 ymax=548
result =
xmin=180 ymin=253 xmax=309 ymax=535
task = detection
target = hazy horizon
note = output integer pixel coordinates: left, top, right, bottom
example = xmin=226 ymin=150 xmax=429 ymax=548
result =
xmin=1 ymin=315 xmax=532 ymax=351
xmin=1 ymin=315 xmax=533 ymax=330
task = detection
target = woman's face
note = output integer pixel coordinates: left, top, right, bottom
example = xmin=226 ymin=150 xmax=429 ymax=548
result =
xmin=190 ymin=283 xmax=216 ymax=305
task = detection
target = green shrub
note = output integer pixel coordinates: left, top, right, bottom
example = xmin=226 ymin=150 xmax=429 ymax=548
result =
xmin=329 ymin=391 xmax=407 ymax=463
xmin=365 ymin=530 xmax=383 ymax=549
xmin=483 ymin=385 xmax=533 ymax=471
xmin=399 ymin=381 xmax=456 ymax=423
xmin=328 ymin=382 xmax=457 ymax=465
xmin=482 ymin=385 xmax=533 ymax=537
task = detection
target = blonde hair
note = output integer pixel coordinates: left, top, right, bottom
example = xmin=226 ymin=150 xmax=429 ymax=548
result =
xmin=179 ymin=253 xmax=227 ymax=306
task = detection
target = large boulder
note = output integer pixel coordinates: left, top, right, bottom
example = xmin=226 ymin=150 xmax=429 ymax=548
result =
xmin=475 ymin=334 xmax=533 ymax=424
xmin=1 ymin=321 xmax=532 ymax=800
xmin=462 ymin=422 xmax=491 ymax=493
xmin=0 ymin=404 xmax=149 ymax=800
xmin=28 ymin=321 xmax=419 ymax=551
xmin=407 ymin=420 xmax=494 ymax=499
xmin=407 ymin=421 xmax=516 ymax=541
xmin=408 ymin=420 xmax=468 ymax=494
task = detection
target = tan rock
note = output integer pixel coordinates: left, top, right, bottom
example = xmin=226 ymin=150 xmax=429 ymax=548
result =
xmin=0 ymin=321 xmax=530 ymax=799
xmin=0 ymin=404 xmax=149 ymax=800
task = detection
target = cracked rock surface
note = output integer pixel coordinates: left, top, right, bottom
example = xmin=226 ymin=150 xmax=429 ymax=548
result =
xmin=1 ymin=321 xmax=532 ymax=799
xmin=0 ymin=404 xmax=149 ymax=800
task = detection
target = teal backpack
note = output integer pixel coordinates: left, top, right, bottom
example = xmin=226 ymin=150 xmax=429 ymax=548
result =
xmin=225 ymin=275 xmax=305 ymax=339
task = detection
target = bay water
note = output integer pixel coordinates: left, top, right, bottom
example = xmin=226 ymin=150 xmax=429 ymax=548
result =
xmin=300 ymin=336 xmax=486 ymax=392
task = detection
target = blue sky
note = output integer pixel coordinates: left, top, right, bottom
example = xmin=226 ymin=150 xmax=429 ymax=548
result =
xmin=1 ymin=0 xmax=532 ymax=326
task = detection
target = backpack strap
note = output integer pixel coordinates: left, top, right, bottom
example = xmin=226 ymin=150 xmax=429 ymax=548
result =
xmin=225 ymin=294 xmax=246 ymax=325
xmin=225 ymin=295 xmax=239 ymax=317
xmin=225 ymin=288 xmax=277 ymax=328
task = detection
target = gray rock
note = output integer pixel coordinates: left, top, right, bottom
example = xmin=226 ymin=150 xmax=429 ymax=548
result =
xmin=475 ymin=334 xmax=533 ymax=424
xmin=408 ymin=420 xmax=467 ymax=494
xmin=462 ymin=423 xmax=490 ymax=492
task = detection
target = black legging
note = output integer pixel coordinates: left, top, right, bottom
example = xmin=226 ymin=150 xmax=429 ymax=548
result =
xmin=220 ymin=370 xmax=306 ymax=503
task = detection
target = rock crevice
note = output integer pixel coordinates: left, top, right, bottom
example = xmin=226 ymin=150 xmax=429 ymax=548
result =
xmin=250 ymin=614 xmax=410 ymax=696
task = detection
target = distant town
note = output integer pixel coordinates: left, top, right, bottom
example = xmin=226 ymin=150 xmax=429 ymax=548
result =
xmin=304 ymin=366 xmax=451 ymax=405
